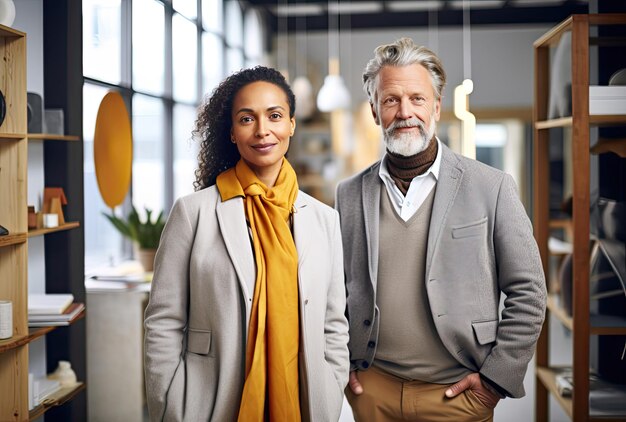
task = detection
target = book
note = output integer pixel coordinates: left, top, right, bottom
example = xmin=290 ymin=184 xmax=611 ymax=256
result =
xmin=28 ymin=302 xmax=85 ymax=325
xmin=33 ymin=377 xmax=60 ymax=404
xmin=28 ymin=294 xmax=74 ymax=315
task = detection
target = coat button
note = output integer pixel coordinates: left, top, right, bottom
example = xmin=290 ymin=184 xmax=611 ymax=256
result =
xmin=361 ymin=361 xmax=370 ymax=369
xmin=364 ymin=319 xmax=371 ymax=326
xmin=304 ymin=299 xmax=309 ymax=305
xmin=368 ymin=341 xmax=376 ymax=348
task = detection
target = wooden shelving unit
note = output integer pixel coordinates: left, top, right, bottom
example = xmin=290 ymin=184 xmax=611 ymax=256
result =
xmin=27 ymin=133 xmax=80 ymax=141
xmin=28 ymin=222 xmax=80 ymax=237
xmin=0 ymin=23 xmax=29 ymax=421
xmin=1 ymin=17 xmax=86 ymax=420
xmin=533 ymin=14 xmax=626 ymax=422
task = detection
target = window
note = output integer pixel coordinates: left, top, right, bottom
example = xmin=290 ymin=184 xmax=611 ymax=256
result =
xmin=82 ymin=0 xmax=264 ymax=267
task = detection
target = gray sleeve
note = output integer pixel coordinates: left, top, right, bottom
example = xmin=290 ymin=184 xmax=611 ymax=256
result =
xmin=479 ymin=173 xmax=547 ymax=398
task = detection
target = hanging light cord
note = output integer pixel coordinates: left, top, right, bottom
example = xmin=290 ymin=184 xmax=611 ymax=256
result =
xmin=462 ymin=0 xmax=472 ymax=80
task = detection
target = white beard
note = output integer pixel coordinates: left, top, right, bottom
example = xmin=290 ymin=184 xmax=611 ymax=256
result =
xmin=383 ymin=115 xmax=436 ymax=156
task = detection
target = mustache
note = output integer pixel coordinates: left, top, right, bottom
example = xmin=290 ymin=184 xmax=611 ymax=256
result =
xmin=385 ymin=118 xmax=426 ymax=136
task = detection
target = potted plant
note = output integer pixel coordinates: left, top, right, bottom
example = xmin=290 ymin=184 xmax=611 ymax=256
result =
xmin=102 ymin=206 xmax=165 ymax=272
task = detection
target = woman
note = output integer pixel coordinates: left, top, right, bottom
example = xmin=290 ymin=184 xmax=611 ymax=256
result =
xmin=144 ymin=66 xmax=349 ymax=422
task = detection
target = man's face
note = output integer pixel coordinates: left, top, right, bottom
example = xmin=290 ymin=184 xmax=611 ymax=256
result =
xmin=372 ymin=64 xmax=441 ymax=156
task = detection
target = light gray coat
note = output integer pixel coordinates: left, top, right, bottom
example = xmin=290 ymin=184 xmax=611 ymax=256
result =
xmin=144 ymin=186 xmax=349 ymax=421
xmin=336 ymin=143 xmax=546 ymax=398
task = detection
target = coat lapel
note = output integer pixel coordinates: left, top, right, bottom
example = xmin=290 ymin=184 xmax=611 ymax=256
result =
xmin=216 ymin=196 xmax=256 ymax=300
xmin=292 ymin=193 xmax=310 ymax=297
xmin=426 ymin=145 xmax=464 ymax=278
xmin=362 ymin=164 xmax=381 ymax=290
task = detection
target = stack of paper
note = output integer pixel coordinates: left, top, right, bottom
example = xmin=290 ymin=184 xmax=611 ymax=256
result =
xmin=28 ymin=303 xmax=85 ymax=327
xmin=28 ymin=294 xmax=84 ymax=327
xmin=29 ymin=294 xmax=74 ymax=315
xmin=32 ymin=377 xmax=60 ymax=405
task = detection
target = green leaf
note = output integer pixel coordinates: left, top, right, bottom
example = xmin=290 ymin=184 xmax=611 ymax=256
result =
xmin=101 ymin=205 xmax=166 ymax=249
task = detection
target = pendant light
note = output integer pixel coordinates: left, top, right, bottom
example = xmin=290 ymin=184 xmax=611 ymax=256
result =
xmin=453 ymin=0 xmax=476 ymax=159
xmin=316 ymin=0 xmax=350 ymax=112
xmin=292 ymin=16 xmax=315 ymax=120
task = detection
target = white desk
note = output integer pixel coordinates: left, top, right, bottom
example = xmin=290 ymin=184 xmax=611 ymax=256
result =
xmin=86 ymin=275 xmax=151 ymax=422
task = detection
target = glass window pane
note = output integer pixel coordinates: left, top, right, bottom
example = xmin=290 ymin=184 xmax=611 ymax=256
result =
xmin=225 ymin=0 xmax=242 ymax=48
xmin=243 ymin=9 xmax=263 ymax=62
xmin=173 ymin=0 xmax=197 ymax=20
xmin=133 ymin=0 xmax=165 ymax=95
xmin=173 ymin=13 xmax=198 ymax=103
xmin=83 ymin=83 xmax=127 ymax=267
xmin=173 ymin=104 xmax=200 ymax=199
xmin=226 ymin=47 xmax=243 ymax=74
xmin=132 ymin=94 xmax=165 ymax=214
xmin=203 ymin=0 xmax=223 ymax=33
xmin=83 ymin=0 xmax=121 ymax=84
xmin=202 ymin=32 xmax=223 ymax=96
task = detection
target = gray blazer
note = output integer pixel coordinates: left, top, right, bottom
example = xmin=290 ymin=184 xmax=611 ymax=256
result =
xmin=336 ymin=143 xmax=546 ymax=398
xmin=144 ymin=186 xmax=349 ymax=421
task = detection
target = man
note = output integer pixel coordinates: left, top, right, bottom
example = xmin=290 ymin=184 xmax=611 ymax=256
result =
xmin=336 ymin=37 xmax=546 ymax=421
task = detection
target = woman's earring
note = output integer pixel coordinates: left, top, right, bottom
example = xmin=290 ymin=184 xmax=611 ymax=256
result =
xmin=231 ymin=137 xmax=236 ymax=144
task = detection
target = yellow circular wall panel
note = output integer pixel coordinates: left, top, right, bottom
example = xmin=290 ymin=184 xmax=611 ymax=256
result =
xmin=94 ymin=91 xmax=132 ymax=208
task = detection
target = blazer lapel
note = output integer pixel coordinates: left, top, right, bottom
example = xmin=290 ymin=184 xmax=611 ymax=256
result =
xmin=426 ymin=145 xmax=464 ymax=278
xmin=362 ymin=164 xmax=381 ymax=290
xmin=292 ymin=193 xmax=310 ymax=296
xmin=216 ymin=197 xmax=255 ymax=300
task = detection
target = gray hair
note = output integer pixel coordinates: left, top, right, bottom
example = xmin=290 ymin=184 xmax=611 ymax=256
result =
xmin=362 ymin=37 xmax=446 ymax=104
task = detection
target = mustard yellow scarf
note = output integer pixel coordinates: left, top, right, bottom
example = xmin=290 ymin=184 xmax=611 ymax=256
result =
xmin=216 ymin=158 xmax=301 ymax=422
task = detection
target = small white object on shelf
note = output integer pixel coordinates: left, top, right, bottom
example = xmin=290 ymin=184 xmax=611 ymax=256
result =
xmin=589 ymin=86 xmax=626 ymax=115
xmin=48 ymin=360 xmax=78 ymax=387
xmin=0 ymin=300 xmax=12 ymax=339
xmin=548 ymin=236 xmax=573 ymax=255
xmin=43 ymin=213 xmax=59 ymax=228
xmin=28 ymin=373 xmax=34 ymax=410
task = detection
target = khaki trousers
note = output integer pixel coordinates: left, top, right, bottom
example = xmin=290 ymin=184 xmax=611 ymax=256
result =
xmin=345 ymin=366 xmax=494 ymax=422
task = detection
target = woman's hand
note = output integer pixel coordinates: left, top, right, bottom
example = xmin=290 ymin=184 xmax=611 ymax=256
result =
xmin=348 ymin=371 xmax=364 ymax=395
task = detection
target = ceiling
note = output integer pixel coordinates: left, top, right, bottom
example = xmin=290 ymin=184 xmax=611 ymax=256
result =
xmin=246 ymin=0 xmax=590 ymax=32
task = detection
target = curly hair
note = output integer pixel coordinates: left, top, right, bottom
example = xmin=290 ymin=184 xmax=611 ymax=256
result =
xmin=193 ymin=66 xmax=296 ymax=190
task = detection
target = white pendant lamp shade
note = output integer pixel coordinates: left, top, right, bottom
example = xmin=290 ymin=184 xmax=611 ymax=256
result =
xmin=317 ymin=74 xmax=351 ymax=112
xmin=293 ymin=76 xmax=315 ymax=119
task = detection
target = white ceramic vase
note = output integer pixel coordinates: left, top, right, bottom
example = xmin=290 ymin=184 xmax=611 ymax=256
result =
xmin=48 ymin=360 xmax=78 ymax=387
xmin=0 ymin=0 xmax=16 ymax=27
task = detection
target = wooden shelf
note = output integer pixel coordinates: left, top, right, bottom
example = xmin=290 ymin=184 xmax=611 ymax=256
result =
xmin=537 ymin=366 xmax=573 ymax=419
xmin=0 ymin=232 xmax=27 ymax=247
xmin=0 ymin=309 xmax=86 ymax=354
xmin=27 ymin=133 xmax=80 ymax=141
xmin=0 ymin=26 xmax=25 ymax=37
xmin=0 ymin=133 xmax=27 ymax=141
xmin=547 ymin=295 xmax=626 ymax=335
xmin=29 ymin=382 xmax=86 ymax=421
xmin=28 ymin=222 xmax=80 ymax=237
xmin=534 ymin=15 xmax=626 ymax=421
xmin=537 ymin=366 xmax=626 ymax=422
xmin=535 ymin=114 xmax=626 ymax=130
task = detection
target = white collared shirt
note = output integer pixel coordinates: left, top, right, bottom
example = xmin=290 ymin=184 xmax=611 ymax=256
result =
xmin=378 ymin=137 xmax=442 ymax=221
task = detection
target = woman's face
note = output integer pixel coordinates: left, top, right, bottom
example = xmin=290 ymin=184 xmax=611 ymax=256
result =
xmin=231 ymin=81 xmax=295 ymax=185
